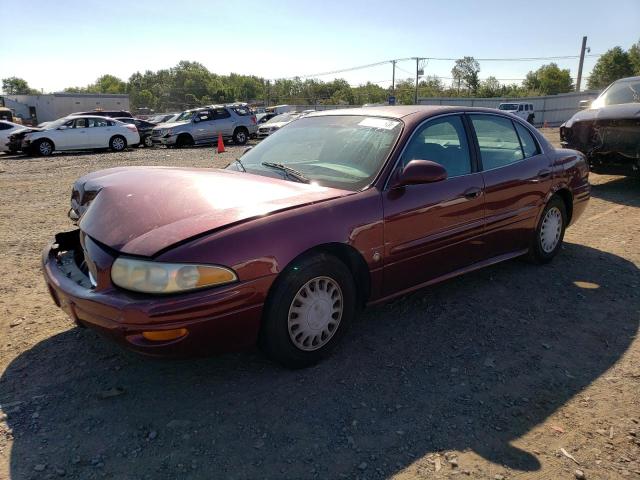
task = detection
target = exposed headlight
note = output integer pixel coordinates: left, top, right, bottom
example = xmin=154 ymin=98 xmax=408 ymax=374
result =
xmin=162 ymin=128 xmax=173 ymax=136
xmin=111 ymin=257 xmax=237 ymax=294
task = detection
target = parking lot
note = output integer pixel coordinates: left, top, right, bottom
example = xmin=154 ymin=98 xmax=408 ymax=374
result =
xmin=0 ymin=129 xmax=638 ymax=479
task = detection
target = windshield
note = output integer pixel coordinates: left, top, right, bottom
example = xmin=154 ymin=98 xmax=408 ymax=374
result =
xmin=175 ymin=111 xmax=195 ymax=122
xmin=44 ymin=117 xmax=72 ymax=129
xmin=498 ymin=104 xmax=519 ymax=111
xmin=228 ymin=115 xmax=403 ymax=191
xmin=267 ymin=113 xmax=298 ymax=124
xmin=592 ymin=78 xmax=640 ymax=108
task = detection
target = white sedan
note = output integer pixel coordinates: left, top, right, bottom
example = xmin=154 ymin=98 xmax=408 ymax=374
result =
xmin=0 ymin=120 xmax=28 ymax=152
xmin=23 ymin=116 xmax=140 ymax=156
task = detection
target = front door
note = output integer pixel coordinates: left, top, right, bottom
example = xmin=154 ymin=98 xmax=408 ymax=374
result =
xmin=382 ymin=114 xmax=485 ymax=297
xmin=468 ymin=114 xmax=552 ymax=257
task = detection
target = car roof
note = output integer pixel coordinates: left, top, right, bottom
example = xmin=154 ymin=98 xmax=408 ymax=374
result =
xmin=307 ymin=105 xmax=522 ymax=121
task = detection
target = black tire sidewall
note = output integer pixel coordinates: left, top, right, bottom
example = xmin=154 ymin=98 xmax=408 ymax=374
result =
xmin=176 ymin=134 xmax=193 ymax=148
xmin=530 ymin=196 xmax=567 ymax=263
xmin=260 ymin=254 xmax=356 ymax=369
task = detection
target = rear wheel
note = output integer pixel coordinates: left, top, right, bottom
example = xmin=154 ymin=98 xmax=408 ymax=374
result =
xmin=109 ymin=135 xmax=127 ymax=152
xmin=35 ymin=139 xmax=54 ymax=156
xmin=528 ymin=196 xmax=567 ymax=264
xmin=232 ymin=127 xmax=248 ymax=145
xmin=142 ymin=135 xmax=154 ymax=148
xmin=259 ymin=253 xmax=356 ymax=369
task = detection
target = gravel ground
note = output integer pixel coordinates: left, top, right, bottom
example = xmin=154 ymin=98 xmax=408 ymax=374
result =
xmin=0 ymin=131 xmax=638 ymax=479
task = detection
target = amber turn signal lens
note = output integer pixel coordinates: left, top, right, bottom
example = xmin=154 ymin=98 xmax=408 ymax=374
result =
xmin=142 ymin=328 xmax=188 ymax=342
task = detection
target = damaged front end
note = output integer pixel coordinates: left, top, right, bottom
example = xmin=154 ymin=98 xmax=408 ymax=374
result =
xmin=560 ymin=117 xmax=640 ymax=175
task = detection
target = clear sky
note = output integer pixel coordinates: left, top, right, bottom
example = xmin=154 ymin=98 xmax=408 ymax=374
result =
xmin=1 ymin=0 xmax=638 ymax=93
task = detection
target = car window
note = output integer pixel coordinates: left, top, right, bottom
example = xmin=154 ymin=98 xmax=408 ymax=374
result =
xmin=0 ymin=123 xmax=11 ymax=130
xmin=231 ymin=107 xmax=251 ymax=116
xmin=514 ymin=122 xmax=540 ymax=158
xmin=212 ymin=108 xmax=231 ymax=120
xmin=401 ymin=115 xmax=471 ymax=178
xmin=87 ymin=118 xmax=109 ymax=127
xmin=196 ymin=110 xmax=212 ymax=122
xmin=518 ymin=105 xmax=523 ymax=111
xmin=63 ymin=120 xmax=75 ymax=128
xmin=74 ymin=118 xmax=88 ymax=128
xmin=471 ymin=115 xmax=524 ymax=170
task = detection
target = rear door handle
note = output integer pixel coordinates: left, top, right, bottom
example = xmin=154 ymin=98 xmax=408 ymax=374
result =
xmin=463 ymin=187 xmax=483 ymax=199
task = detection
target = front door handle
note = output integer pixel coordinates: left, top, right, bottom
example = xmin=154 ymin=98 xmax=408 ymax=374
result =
xmin=537 ymin=169 xmax=551 ymax=178
xmin=463 ymin=187 xmax=483 ymax=199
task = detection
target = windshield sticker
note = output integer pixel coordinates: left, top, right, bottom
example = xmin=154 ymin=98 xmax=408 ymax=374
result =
xmin=358 ymin=118 xmax=399 ymax=130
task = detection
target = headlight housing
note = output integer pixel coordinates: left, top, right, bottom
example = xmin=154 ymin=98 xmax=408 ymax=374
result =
xmin=111 ymin=257 xmax=237 ymax=294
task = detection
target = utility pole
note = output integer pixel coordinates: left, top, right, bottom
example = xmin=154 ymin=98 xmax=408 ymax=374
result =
xmin=414 ymin=57 xmax=419 ymax=104
xmin=391 ymin=60 xmax=396 ymax=94
xmin=576 ymin=36 xmax=588 ymax=92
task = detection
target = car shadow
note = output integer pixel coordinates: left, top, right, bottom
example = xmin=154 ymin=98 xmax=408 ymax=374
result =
xmin=590 ymin=175 xmax=640 ymax=208
xmin=1 ymin=243 xmax=638 ymax=479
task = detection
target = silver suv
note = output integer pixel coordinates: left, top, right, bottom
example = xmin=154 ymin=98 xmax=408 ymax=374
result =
xmin=151 ymin=104 xmax=257 ymax=147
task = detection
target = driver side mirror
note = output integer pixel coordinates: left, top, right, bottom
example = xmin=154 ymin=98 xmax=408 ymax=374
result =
xmin=390 ymin=159 xmax=447 ymax=188
xmin=57 ymin=125 xmax=68 ymax=130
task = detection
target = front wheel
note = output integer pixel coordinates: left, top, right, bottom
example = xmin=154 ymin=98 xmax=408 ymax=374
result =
xmin=35 ymin=139 xmax=54 ymax=156
xmin=259 ymin=253 xmax=356 ymax=369
xmin=142 ymin=135 xmax=154 ymax=148
xmin=528 ymin=196 xmax=567 ymax=264
xmin=232 ymin=128 xmax=248 ymax=145
xmin=109 ymin=135 xmax=127 ymax=152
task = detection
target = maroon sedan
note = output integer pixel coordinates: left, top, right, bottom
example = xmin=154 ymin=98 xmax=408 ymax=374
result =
xmin=43 ymin=106 xmax=590 ymax=368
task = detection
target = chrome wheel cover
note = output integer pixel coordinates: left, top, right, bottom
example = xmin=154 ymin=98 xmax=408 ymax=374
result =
xmin=112 ymin=137 xmax=125 ymax=150
xmin=39 ymin=141 xmax=51 ymax=155
xmin=288 ymin=276 xmax=343 ymax=351
xmin=540 ymin=206 xmax=562 ymax=253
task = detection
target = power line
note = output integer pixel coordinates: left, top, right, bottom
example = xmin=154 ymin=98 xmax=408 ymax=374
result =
xmin=281 ymin=54 xmax=601 ymax=80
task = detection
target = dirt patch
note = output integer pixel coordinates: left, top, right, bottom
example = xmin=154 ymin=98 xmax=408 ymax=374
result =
xmin=0 ymin=135 xmax=638 ymax=479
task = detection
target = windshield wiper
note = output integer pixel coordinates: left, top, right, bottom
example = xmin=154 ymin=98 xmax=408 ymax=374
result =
xmin=233 ymin=158 xmax=246 ymax=172
xmin=261 ymin=162 xmax=310 ymax=184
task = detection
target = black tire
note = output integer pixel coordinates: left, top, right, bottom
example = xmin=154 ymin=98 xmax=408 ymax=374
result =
xmin=528 ymin=196 xmax=567 ymax=264
xmin=142 ymin=135 xmax=154 ymax=148
xmin=176 ymin=133 xmax=194 ymax=148
xmin=232 ymin=127 xmax=249 ymax=145
xmin=35 ymin=139 xmax=54 ymax=157
xmin=259 ymin=253 xmax=356 ymax=369
xmin=109 ymin=135 xmax=127 ymax=152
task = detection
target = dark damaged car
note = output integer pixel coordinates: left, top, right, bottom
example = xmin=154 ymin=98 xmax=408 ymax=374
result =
xmin=42 ymin=106 xmax=590 ymax=368
xmin=560 ymin=76 xmax=640 ymax=176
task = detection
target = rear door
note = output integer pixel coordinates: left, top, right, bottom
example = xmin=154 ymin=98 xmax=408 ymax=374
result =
xmin=468 ymin=113 xmax=552 ymax=258
xmin=212 ymin=107 xmax=235 ymax=138
xmin=86 ymin=117 xmax=113 ymax=147
xmin=382 ymin=114 xmax=486 ymax=296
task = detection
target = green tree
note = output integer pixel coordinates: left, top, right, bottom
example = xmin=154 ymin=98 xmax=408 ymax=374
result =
xmin=2 ymin=76 xmax=38 ymax=94
xmin=477 ymin=76 xmax=502 ymax=97
xmin=626 ymin=40 xmax=640 ymax=75
xmin=451 ymin=57 xmax=480 ymax=95
xmin=587 ymin=47 xmax=634 ymax=89
xmin=524 ymin=63 xmax=573 ymax=95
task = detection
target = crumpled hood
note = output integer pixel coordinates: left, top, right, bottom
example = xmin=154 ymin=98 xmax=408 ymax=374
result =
xmin=566 ymin=103 xmax=640 ymax=127
xmin=153 ymin=120 xmax=189 ymax=129
xmin=77 ymin=167 xmax=351 ymax=257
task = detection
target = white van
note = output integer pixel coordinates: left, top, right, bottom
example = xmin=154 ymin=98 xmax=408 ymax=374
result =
xmin=498 ymin=102 xmax=535 ymax=124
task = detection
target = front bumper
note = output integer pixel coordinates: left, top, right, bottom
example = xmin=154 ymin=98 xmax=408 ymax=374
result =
xmin=151 ymin=133 xmax=178 ymax=146
xmin=42 ymin=230 xmax=268 ymax=356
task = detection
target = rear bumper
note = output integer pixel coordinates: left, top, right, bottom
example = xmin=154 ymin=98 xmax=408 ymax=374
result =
xmin=42 ymin=230 xmax=269 ymax=356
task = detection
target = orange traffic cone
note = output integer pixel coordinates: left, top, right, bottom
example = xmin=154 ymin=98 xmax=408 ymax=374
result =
xmin=217 ymin=132 xmax=225 ymax=153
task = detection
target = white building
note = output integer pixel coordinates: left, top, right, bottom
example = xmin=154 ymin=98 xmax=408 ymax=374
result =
xmin=0 ymin=93 xmax=130 ymax=124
